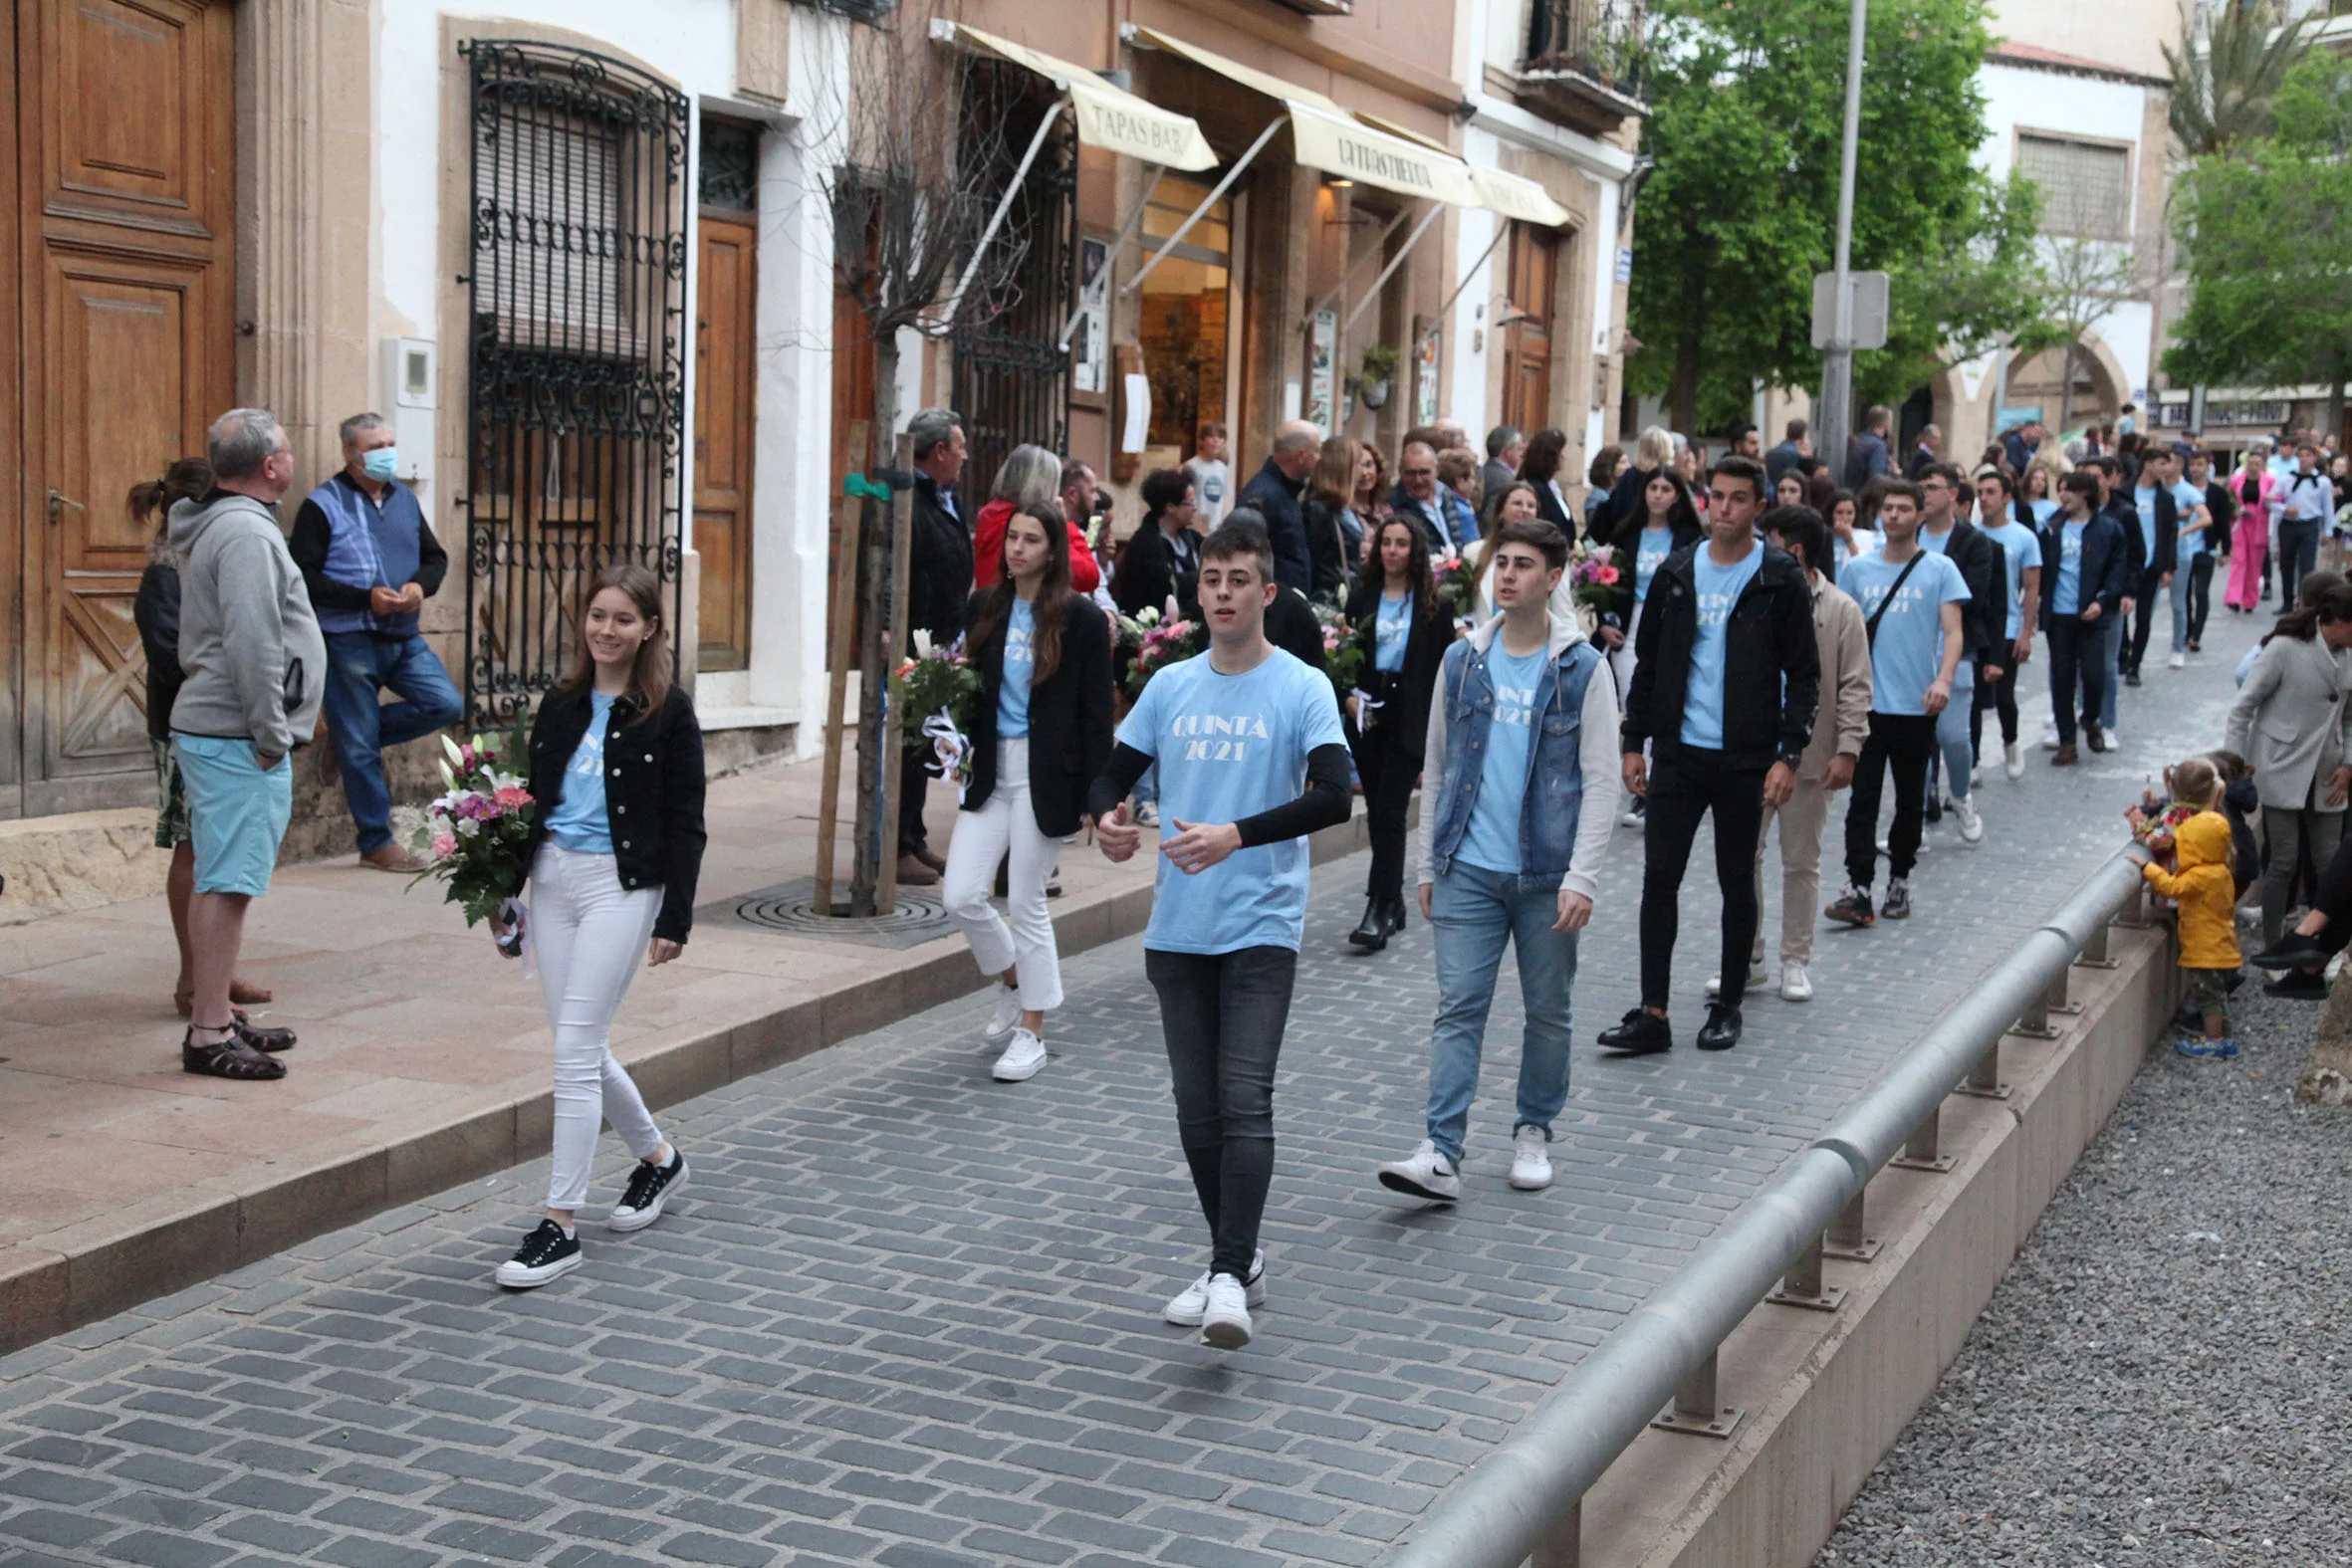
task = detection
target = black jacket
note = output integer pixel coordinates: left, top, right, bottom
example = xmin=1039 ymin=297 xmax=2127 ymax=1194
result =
xmin=1531 ymin=478 xmax=1579 ymax=546
xmin=908 ymin=476 xmax=974 ymax=642
xmin=1926 ymin=519 xmax=2006 ymax=665
xmin=1622 ymin=542 xmax=1819 ymax=772
xmin=1113 ymin=522 xmax=1199 ymax=622
xmin=132 ymin=560 xmax=184 ymax=744
xmin=517 ymin=683 xmax=707 ymax=944
xmin=2037 ymin=510 xmax=2129 ymax=620
xmin=959 ymin=591 xmax=1115 ymax=838
xmin=1343 ymin=576 xmax=1450 ymax=761
xmin=1266 ymin=586 xmax=1328 ymax=675
xmin=1238 ymin=458 xmax=1312 ymax=591
xmin=2202 ymin=480 xmax=2237 ymax=551
xmin=1303 ymin=494 xmax=1356 ymax=602
xmin=2121 ymin=484 xmax=2179 ymax=581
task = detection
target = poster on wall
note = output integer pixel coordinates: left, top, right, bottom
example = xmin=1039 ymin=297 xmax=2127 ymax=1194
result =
xmin=1307 ymin=310 xmax=1337 ymax=431
xmin=1073 ymin=239 xmax=1109 ymax=395
xmin=1413 ymin=323 xmax=1441 ymax=428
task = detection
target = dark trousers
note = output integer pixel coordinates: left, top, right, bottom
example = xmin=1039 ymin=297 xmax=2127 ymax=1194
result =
xmin=1350 ymin=717 xmax=1418 ymax=907
xmin=899 ymin=750 xmax=931 ymax=856
xmin=1638 ymin=749 xmax=1767 ymax=1010
xmin=2279 ymin=518 xmax=2322 ymax=607
xmin=1144 ymin=946 xmax=1298 ymax=1280
xmin=1844 ymin=712 xmax=1937 ymax=886
xmin=2186 ymin=553 xmax=2215 ymax=644
xmin=2124 ymin=564 xmax=2167 ymax=675
xmin=1971 ymin=656 xmax=2018 ymax=758
xmin=2044 ymin=615 xmax=2106 ymax=747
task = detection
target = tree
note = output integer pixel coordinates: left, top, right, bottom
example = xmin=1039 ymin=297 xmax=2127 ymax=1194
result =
xmin=1623 ymin=0 xmax=2042 ymax=433
xmin=2018 ymin=237 xmax=2142 ymax=429
xmin=2163 ymin=0 xmax=2317 ymax=162
xmin=2165 ymin=53 xmax=2352 ymax=437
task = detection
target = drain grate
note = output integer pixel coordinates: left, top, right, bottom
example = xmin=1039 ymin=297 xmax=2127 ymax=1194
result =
xmin=700 ymin=877 xmax=954 ymax=950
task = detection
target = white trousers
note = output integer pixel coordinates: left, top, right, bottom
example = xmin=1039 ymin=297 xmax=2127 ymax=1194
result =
xmin=943 ymin=737 xmax=1064 ymax=1012
xmin=530 ymin=843 xmax=664 ymax=1211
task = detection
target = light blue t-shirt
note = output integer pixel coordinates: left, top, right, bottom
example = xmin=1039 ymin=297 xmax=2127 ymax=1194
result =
xmin=1114 ymin=647 xmax=1347 ymax=955
xmin=547 ymin=691 xmax=616 ymax=854
xmin=1634 ymin=527 xmax=1675 ymax=605
xmin=1842 ymin=549 xmax=1971 ymax=716
xmin=1374 ymin=591 xmax=1411 ymax=673
xmin=2028 ymin=497 xmax=2058 ymax=528
xmin=1678 ymin=540 xmax=1764 ymax=750
xmin=1458 ymin=643 xmax=1548 ymax=875
xmin=2054 ymin=521 xmax=2087 ymax=615
xmin=2171 ymin=481 xmax=2210 ymax=563
xmin=2134 ymin=485 xmax=2161 ymax=563
xmin=1984 ymin=520 xmax=2039 ymax=640
xmin=997 ymin=598 xmax=1035 ymax=738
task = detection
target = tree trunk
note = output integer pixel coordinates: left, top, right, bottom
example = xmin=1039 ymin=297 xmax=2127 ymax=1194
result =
xmin=2057 ymin=339 xmax=2078 ymax=431
xmin=849 ymin=333 xmax=903 ymax=918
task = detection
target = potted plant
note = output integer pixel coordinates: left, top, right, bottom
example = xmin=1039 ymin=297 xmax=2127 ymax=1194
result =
xmin=1348 ymin=344 xmax=1401 ymax=411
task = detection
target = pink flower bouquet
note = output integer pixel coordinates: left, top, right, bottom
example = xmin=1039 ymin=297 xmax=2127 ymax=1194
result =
xmin=392 ymin=731 xmax=537 ymax=927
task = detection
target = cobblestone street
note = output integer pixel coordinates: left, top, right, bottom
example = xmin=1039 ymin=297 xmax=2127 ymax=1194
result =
xmin=0 ymin=621 xmax=2258 ymax=1568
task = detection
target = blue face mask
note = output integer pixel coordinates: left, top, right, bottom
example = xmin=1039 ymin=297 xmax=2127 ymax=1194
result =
xmin=360 ymin=447 xmax=399 ymax=483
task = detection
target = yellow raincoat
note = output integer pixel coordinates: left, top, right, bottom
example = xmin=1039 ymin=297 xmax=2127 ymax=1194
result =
xmin=2143 ymin=811 xmax=2242 ymax=971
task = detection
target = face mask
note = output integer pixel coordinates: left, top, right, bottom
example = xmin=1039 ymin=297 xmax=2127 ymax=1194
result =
xmin=360 ymin=447 xmax=399 ymax=483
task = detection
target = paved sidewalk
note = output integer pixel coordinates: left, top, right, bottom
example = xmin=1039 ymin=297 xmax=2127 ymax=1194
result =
xmin=0 ymin=621 xmax=2261 ymax=1567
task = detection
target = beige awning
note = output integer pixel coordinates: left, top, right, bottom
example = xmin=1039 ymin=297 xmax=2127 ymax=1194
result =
xmin=934 ymin=22 xmax=1217 ymax=171
xmin=1351 ymin=110 xmax=1576 ymax=227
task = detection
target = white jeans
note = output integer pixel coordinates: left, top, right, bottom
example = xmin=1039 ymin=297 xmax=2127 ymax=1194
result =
xmin=943 ymin=737 xmax=1064 ymax=1012
xmin=530 ymin=843 xmax=664 ymax=1211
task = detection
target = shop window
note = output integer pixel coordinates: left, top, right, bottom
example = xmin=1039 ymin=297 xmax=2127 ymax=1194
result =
xmin=1138 ymin=175 xmax=1234 ymax=459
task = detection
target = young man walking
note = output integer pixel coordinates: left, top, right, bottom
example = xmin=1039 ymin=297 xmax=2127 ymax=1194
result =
xmin=2090 ymin=456 xmax=2139 ymax=744
xmin=1916 ymin=463 xmax=2004 ymax=845
xmin=1826 ymin=481 xmax=1970 ymax=927
xmin=1604 ymin=455 xmax=1819 ymax=1054
xmin=1373 ymin=521 xmax=1621 ymax=1206
xmin=2279 ymin=442 xmax=2332 ymax=608
xmin=1972 ymin=468 xmax=2042 ymax=779
xmin=2038 ymin=471 xmax=2128 ymax=765
xmin=1089 ymin=520 xmax=1351 ymax=1351
xmin=2122 ymin=449 xmax=2186 ymax=683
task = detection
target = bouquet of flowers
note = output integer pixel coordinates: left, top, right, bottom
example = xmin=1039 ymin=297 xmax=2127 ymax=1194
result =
xmin=1324 ymin=617 xmax=1366 ymax=695
xmin=1125 ymin=616 xmax=1204 ymax=698
xmin=1431 ymin=553 xmax=1476 ymax=622
xmin=1569 ymin=543 xmax=1622 ymax=611
xmin=2125 ymin=786 xmax=2198 ymax=865
xmin=895 ymin=650 xmax=984 ymax=793
xmin=391 ymin=733 xmax=536 ymax=928
xmin=1114 ymin=603 xmax=1162 ymax=653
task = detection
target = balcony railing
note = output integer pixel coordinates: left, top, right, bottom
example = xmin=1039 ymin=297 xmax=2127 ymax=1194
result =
xmin=1525 ymin=0 xmax=1644 ymax=101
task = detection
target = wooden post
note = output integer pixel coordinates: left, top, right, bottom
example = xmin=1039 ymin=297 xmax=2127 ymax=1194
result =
xmin=875 ymin=431 xmax=917 ymax=916
xmin=812 ymin=420 xmax=869 ymax=917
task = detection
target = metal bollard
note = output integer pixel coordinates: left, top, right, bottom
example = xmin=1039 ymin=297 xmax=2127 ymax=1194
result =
xmin=1766 ymin=1231 xmax=1847 ymax=1311
xmin=1529 ymin=1497 xmax=1583 ymax=1568
xmin=2114 ymin=877 xmax=2152 ymax=929
xmin=2046 ymin=963 xmax=2083 ymax=1017
xmin=1650 ymin=1347 xmax=1746 ymax=1439
xmin=1823 ymin=1186 xmax=1881 ymax=1261
xmin=1890 ymin=1100 xmax=1956 ymax=1172
xmin=2077 ymin=917 xmax=2116 ymax=969
xmin=2011 ymin=986 xmax=2057 ymax=1039
xmin=1957 ymin=1037 xmax=2010 ymax=1100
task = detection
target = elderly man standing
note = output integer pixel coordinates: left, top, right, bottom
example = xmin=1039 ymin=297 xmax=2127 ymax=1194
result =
xmin=290 ymin=412 xmax=461 ymax=870
xmin=170 ymin=408 xmax=324 ymax=1080
xmin=899 ymin=407 xmax=971 ymax=887
xmin=1238 ymin=420 xmax=1322 ymax=592
xmin=1481 ymin=425 xmax=1525 ymax=508
xmin=1391 ymin=439 xmax=1478 ymax=556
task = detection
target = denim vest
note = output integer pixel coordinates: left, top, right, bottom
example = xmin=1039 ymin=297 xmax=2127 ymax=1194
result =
xmin=1429 ymin=634 xmax=1600 ymax=885
xmin=307 ymin=477 xmax=426 ymax=637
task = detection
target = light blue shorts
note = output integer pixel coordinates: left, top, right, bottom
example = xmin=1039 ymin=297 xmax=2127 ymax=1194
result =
xmin=172 ymin=734 xmax=294 ymax=896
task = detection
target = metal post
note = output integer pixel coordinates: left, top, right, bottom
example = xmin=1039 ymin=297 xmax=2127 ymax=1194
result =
xmin=1890 ymin=1101 xmax=1955 ymax=1173
xmin=1123 ymin=115 xmax=1284 ymax=297
xmin=1813 ymin=0 xmax=1868 ymax=473
xmin=1300 ymin=207 xmax=1412 ymax=333
xmin=2116 ymin=877 xmax=2153 ymax=928
xmin=1057 ymin=166 xmax=1167 ymax=351
xmin=1766 ymin=1232 xmax=1846 ymax=1312
xmin=1343 ymin=204 xmax=1447 ymax=333
xmin=1958 ymin=1038 xmax=2011 ymax=1101
xmin=2012 ymin=986 xmax=2054 ymax=1038
xmin=938 ymin=105 xmax=1065 ymax=333
xmin=1649 ymin=1348 xmax=1745 ymax=1439
xmin=2078 ymin=916 xmax=2115 ymax=968
xmin=1529 ymin=1498 xmax=1581 ymax=1568
xmin=1823 ymin=1187 xmax=1880 ymax=1261
xmin=2046 ymin=964 xmax=2083 ymax=1017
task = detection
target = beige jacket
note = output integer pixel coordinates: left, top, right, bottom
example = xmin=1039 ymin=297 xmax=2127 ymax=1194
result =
xmin=2226 ymin=632 xmax=2349 ymax=812
xmin=1804 ymin=572 xmax=1872 ymax=783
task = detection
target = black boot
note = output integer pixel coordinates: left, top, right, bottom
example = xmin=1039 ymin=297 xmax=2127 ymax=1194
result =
xmin=1381 ymin=894 xmax=1409 ymax=938
xmin=1347 ymin=899 xmax=1389 ymax=952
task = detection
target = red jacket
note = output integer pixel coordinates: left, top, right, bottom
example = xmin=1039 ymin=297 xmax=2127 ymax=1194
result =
xmin=972 ymin=497 xmax=1100 ymax=594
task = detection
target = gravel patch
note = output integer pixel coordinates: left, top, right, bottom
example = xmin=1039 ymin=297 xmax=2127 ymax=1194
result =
xmin=1818 ymin=981 xmax=2352 ymax=1564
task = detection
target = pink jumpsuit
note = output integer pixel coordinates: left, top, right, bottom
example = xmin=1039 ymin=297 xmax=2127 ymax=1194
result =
xmin=2225 ymin=469 xmax=2276 ymax=610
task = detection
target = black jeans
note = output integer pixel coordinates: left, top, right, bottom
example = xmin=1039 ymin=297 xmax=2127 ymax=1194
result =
xmin=1144 ymin=946 xmax=1297 ymax=1280
xmin=2044 ymin=615 xmax=2106 ymax=747
xmin=2186 ymin=553 xmax=2215 ymax=645
xmin=1638 ymin=749 xmax=1767 ymax=1010
xmin=1349 ymin=713 xmax=1418 ymax=907
xmin=2124 ymin=564 xmax=2167 ymax=676
xmin=899 ymin=750 xmax=931 ymax=856
xmin=1971 ymin=655 xmax=2018 ymax=757
xmin=1844 ymin=712 xmax=1937 ymax=886
xmin=2280 ymin=518 xmax=2322 ymax=607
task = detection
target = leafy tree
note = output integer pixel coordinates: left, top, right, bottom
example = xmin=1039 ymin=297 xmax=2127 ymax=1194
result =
xmin=2017 ymin=237 xmax=2143 ymax=429
xmin=1623 ymin=0 xmax=2042 ymax=433
xmin=2164 ymin=52 xmax=2352 ymax=436
xmin=2162 ymin=0 xmax=2317 ymax=161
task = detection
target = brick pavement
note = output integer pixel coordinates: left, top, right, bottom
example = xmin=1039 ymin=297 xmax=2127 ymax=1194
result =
xmin=0 ymin=616 xmax=2259 ymax=1568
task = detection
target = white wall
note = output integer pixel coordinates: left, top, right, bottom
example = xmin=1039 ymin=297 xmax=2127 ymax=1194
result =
xmin=1985 ymin=0 xmax=2174 ymax=83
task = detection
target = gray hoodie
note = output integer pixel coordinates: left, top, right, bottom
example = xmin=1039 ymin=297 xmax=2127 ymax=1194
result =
xmin=167 ymin=492 xmax=327 ymax=758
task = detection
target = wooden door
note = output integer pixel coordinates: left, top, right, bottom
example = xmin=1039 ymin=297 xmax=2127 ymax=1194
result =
xmin=1502 ymin=223 xmax=1557 ymax=438
xmin=692 ymin=212 xmax=756 ymax=673
xmin=18 ymin=0 xmax=234 ymax=815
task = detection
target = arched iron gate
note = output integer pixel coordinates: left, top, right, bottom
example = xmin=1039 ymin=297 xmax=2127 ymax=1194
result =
xmin=460 ymin=39 xmax=689 ymax=727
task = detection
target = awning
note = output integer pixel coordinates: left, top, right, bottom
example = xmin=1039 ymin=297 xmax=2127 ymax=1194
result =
xmin=1351 ymin=111 xmax=1576 ymax=227
xmin=931 ymin=21 xmax=1217 ymax=171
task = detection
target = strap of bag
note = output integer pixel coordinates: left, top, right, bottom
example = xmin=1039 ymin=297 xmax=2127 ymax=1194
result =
xmin=1863 ymin=551 xmax=1927 ymax=648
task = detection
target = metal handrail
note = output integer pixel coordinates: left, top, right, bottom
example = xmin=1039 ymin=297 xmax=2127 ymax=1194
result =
xmin=1376 ymin=850 xmax=2151 ymax=1568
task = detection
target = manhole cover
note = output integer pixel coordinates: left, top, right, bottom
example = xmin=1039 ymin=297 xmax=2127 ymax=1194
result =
xmin=699 ymin=877 xmax=954 ymax=950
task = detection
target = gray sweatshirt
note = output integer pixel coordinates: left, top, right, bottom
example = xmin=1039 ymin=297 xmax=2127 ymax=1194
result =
xmin=167 ymin=492 xmax=327 ymax=758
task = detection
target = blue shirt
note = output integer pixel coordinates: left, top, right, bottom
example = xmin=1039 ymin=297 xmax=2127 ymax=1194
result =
xmin=2134 ymin=486 xmax=2161 ymax=562
xmin=1373 ymin=592 xmax=1411 ymax=673
xmin=2054 ymin=521 xmax=2086 ymax=615
xmin=2170 ymin=481 xmax=2209 ymax=562
xmin=997 ymin=598 xmax=1035 ymax=738
xmin=1457 ymin=643 xmax=1548 ymax=875
xmin=2028 ymin=498 xmax=2058 ymax=528
xmin=1679 ymin=540 xmax=1764 ymax=750
xmin=1841 ymin=549 xmax=1971 ymax=715
xmin=1114 ymin=647 xmax=1347 ymax=955
xmin=547 ymin=692 xmax=616 ymax=853
xmin=1983 ymin=520 xmax=2039 ymax=640
xmin=1634 ymin=527 xmax=1674 ymax=605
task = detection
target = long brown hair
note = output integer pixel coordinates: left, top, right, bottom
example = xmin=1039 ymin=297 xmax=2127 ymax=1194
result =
xmin=129 ymin=457 xmax=214 ymax=561
xmin=558 ymin=562 xmax=673 ymax=716
xmin=966 ymin=502 xmax=1072 ymax=686
xmin=1370 ymin=515 xmax=1438 ymax=619
xmin=1307 ymin=434 xmax=1358 ymax=511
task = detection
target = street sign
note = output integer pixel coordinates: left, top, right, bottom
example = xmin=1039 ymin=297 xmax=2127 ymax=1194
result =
xmin=1810 ymin=270 xmax=1889 ymax=350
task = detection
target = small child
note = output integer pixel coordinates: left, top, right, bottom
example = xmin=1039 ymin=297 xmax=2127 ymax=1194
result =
xmin=2206 ymin=750 xmax=2261 ymax=905
xmin=2140 ymin=757 xmax=2243 ymax=1058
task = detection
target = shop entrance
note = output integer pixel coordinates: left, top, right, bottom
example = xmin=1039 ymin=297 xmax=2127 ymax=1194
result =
xmin=1139 ymin=175 xmax=1240 ymax=463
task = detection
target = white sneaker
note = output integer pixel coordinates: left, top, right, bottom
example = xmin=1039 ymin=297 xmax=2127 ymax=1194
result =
xmin=2105 ymin=727 xmax=2122 ymax=747
xmin=1164 ymin=1252 xmax=1266 ymax=1326
xmin=2004 ymin=741 xmax=2024 ymax=781
xmin=1134 ymin=799 xmax=1160 ymax=826
xmin=1971 ymin=764 xmax=1985 ymax=787
xmin=991 ymin=1027 xmax=1047 ymax=1082
xmin=1779 ymin=961 xmax=1813 ymax=1003
xmin=2169 ymin=651 xmax=2187 ymax=669
xmin=1703 ymin=958 xmax=1767 ymax=998
xmin=1618 ymin=801 xmax=1643 ymax=827
xmin=1954 ymin=795 xmax=1985 ymax=845
xmin=2040 ymin=734 xmax=2061 ymax=752
xmin=982 ymin=984 xmax=1023 ymax=1044
xmin=1375 ymin=1139 xmax=1462 ymax=1204
xmin=1508 ymin=1127 xmax=1553 ymax=1191
xmin=1200 ymin=1273 xmax=1254 ymax=1349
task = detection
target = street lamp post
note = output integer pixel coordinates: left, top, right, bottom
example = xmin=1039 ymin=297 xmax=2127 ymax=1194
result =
xmin=1815 ymin=0 xmax=1868 ymax=478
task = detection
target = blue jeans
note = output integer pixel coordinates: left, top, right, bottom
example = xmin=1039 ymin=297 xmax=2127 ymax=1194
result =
xmin=321 ymin=631 xmax=463 ymax=851
xmin=2099 ymin=615 xmax=2122 ymax=731
xmin=1933 ymin=672 xmax=1974 ymax=802
xmin=1424 ymin=862 xmax=1579 ymax=1165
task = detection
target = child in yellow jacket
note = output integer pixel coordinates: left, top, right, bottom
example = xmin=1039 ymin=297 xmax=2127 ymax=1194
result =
xmin=2141 ymin=758 xmax=2241 ymax=1058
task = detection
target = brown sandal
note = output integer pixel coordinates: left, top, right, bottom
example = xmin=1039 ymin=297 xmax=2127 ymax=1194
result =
xmin=180 ymin=1028 xmax=286 ymax=1080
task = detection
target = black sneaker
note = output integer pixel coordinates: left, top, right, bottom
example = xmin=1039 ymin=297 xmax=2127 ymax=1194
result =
xmin=1597 ymin=1008 xmax=1673 ymax=1056
xmin=1823 ymin=885 xmax=1875 ymax=927
xmin=2249 ymin=934 xmax=2329 ymax=971
xmin=2265 ymin=970 xmax=2328 ymax=1001
xmin=1696 ymin=1004 xmax=1744 ymax=1051
xmin=495 ymin=1220 xmax=582 ymax=1289
xmin=1882 ymin=878 xmax=1913 ymax=920
xmin=608 ymin=1148 xmax=688 ymax=1233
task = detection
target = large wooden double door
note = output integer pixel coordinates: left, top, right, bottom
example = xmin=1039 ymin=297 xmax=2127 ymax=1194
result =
xmin=1 ymin=0 xmax=235 ymax=818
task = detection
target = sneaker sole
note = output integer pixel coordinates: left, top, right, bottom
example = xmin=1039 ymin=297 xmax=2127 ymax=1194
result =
xmin=1507 ymin=1168 xmax=1553 ymax=1192
xmin=1201 ymin=1315 xmax=1253 ymax=1350
xmin=607 ymin=1164 xmax=688 ymax=1233
xmin=1165 ymin=1274 xmax=1268 ymax=1326
xmin=1824 ymin=911 xmax=1874 ymax=928
xmin=1883 ymin=908 xmax=1912 ymax=920
xmin=1376 ymin=1168 xmax=1461 ymax=1204
xmin=495 ymin=1251 xmax=582 ymax=1289
xmin=992 ymin=1052 xmax=1048 ymax=1083
xmin=1780 ymin=987 xmax=1813 ymax=1003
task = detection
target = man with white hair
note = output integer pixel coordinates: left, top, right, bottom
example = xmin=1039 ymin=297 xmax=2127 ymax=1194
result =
xmin=1238 ymin=419 xmax=1323 ymax=591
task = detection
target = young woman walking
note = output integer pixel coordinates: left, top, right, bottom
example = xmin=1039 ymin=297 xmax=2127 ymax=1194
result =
xmin=492 ymin=563 xmax=706 ymax=1289
xmin=1302 ymin=435 xmax=1363 ymax=604
xmin=2225 ymin=449 xmax=2278 ymax=613
xmin=946 ymin=503 xmax=1114 ymax=1082
xmin=1341 ymin=516 xmax=1450 ymax=952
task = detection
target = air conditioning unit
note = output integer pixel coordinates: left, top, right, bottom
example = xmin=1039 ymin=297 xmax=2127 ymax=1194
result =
xmin=1268 ymin=0 xmax=1354 ymax=14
